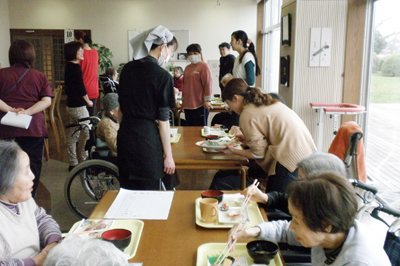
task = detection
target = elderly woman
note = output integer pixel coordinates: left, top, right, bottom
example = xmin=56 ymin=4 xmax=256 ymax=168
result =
xmin=0 ymin=141 xmax=61 ymax=266
xmin=0 ymin=40 xmax=53 ymax=197
xmin=228 ymin=171 xmax=391 ymax=265
xmin=244 ymin=152 xmax=346 ymax=217
xmin=43 ymin=236 xmax=127 ymax=266
xmin=97 ymin=93 xmax=119 ymax=157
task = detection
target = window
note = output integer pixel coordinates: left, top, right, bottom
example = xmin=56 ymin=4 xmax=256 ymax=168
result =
xmin=261 ymin=0 xmax=282 ymax=93
xmin=363 ymin=0 xmax=400 ymax=195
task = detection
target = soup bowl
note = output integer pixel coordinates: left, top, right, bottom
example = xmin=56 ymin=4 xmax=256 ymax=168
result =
xmin=246 ymin=240 xmax=278 ymax=264
xmin=102 ymin=228 xmax=132 ymax=251
xmin=201 ymin=190 xmax=224 ymax=203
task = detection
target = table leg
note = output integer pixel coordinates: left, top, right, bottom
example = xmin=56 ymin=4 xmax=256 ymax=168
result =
xmin=240 ymin=165 xmax=247 ymax=190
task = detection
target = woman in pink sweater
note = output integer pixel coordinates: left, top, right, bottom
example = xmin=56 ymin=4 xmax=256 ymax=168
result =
xmin=182 ymin=43 xmax=213 ymax=126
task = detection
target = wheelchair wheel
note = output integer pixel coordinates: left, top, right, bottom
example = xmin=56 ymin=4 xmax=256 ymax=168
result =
xmin=64 ymin=159 xmax=120 ymax=219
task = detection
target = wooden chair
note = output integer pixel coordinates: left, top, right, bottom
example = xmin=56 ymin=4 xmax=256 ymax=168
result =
xmin=50 ymin=86 xmax=65 ymax=146
xmin=43 ymin=86 xmax=64 ymax=159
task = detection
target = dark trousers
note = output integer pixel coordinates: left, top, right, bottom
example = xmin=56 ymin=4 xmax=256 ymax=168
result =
xmin=265 ymin=162 xmax=298 ymax=193
xmin=209 ymin=162 xmax=298 ymax=193
xmin=119 ymin=174 xmax=163 ymax=190
xmin=119 ymin=172 xmax=180 ymax=190
xmin=13 ymin=137 xmax=44 ymax=197
xmin=86 ymin=98 xmax=97 ymax=117
xmin=184 ymin=106 xmax=209 ymax=126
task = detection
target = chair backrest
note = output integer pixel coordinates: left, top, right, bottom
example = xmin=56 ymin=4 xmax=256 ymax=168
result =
xmin=328 ymin=121 xmax=367 ymax=182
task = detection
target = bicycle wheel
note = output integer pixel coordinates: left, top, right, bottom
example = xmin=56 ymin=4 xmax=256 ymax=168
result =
xmin=64 ymin=159 xmax=119 ymax=219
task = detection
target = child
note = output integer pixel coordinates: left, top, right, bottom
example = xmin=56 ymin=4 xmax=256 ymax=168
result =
xmin=102 ymin=67 xmax=119 ymax=95
xmin=173 ymin=66 xmax=184 ymax=91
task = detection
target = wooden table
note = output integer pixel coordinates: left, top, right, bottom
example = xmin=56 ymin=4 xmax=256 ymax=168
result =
xmin=89 ymin=190 xmax=269 ymax=265
xmin=175 ymin=102 xmax=231 ymax=126
xmin=172 ymin=127 xmax=249 ymax=189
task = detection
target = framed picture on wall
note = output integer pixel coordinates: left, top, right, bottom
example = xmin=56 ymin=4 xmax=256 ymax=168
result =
xmin=280 ymin=56 xmax=290 ymax=87
xmin=177 ymin=53 xmax=187 ymax=61
xmin=281 ymin=13 xmax=291 ymax=46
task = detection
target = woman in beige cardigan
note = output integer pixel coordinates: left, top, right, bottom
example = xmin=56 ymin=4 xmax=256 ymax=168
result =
xmin=220 ymin=78 xmax=317 ymax=193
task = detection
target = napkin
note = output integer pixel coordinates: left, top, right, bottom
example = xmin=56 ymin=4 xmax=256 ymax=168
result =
xmin=222 ymin=193 xmax=244 ymax=202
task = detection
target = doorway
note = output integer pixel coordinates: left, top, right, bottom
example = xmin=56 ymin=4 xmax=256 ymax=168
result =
xmin=10 ymin=29 xmax=91 ymax=89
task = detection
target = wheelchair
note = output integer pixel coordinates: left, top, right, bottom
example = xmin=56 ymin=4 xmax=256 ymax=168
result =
xmin=354 ymin=180 xmax=400 ymax=266
xmin=64 ymin=116 xmax=120 ymax=219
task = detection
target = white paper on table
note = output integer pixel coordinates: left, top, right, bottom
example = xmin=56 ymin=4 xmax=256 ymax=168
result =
xmin=0 ymin=111 xmax=32 ymax=129
xmin=104 ymin=188 xmax=174 ymax=220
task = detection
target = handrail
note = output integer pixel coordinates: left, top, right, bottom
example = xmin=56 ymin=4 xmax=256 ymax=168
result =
xmin=310 ymin=103 xmax=365 ymax=114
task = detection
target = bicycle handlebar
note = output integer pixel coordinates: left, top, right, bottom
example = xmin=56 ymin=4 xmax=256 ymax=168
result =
xmin=349 ymin=179 xmax=378 ymax=195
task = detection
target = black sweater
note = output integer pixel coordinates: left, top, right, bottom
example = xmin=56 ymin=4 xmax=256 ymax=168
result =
xmin=64 ymin=62 xmax=87 ymax=107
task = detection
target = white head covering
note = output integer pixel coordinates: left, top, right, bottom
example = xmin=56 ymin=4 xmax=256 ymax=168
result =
xmin=130 ymin=25 xmax=173 ymax=60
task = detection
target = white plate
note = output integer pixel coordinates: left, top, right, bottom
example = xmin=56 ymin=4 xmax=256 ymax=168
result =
xmin=201 ymin=128 xmax=227 ymax=137
xmin=196 ymin=141 xmax=228 ymax=150
xmin=218 ymin=206 xmax=249 ymax=224
xmin=211 ymin=100 xmax=224 ymax=106
xmin=207 ymin=256 xmax=248 ymax=266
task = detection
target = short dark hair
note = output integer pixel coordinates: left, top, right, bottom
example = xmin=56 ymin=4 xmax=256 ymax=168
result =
xmin=287 ymin=171 xmax=358 ymax=234
xmin=218 ymin=42 xmax=231 ymax=49
xmin=174 ymin=66 xmax=183 ymax=74
xmin=64 ymin=41 xmax=83 ymax=62
xmin=74 ymin=31 xmax=86 ymax=42
xmin=106 ymin=67 xmax=116 ymax=78
xmin=186 ymin=43 xmax=202 ymax=54
xmin=9 ymin=40 xmax=36 ymax=68
xmin=0 ymin=141 xmax=23 ymax=196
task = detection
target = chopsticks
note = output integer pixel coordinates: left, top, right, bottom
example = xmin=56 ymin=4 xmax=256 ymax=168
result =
xmin=238 ymin=179 xmax=259 ymax=214
xmin=214 ymin=219 xmax=247 ymax=266
xmin=213 ymin=179 xmax=259 ymax=266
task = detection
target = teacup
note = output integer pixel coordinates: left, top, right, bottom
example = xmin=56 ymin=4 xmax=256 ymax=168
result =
xmin=199 ymin=198 xmax=218 ymax=223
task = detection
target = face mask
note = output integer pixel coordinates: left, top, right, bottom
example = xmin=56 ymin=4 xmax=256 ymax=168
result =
xmin=187 ymin=54 xmax=201 ymax=64
xmin=158 ymin=46 xmax=171 ymax=66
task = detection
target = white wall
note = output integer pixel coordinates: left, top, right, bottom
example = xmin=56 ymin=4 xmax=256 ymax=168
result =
xmin=7 ymin=0 xmax=257 ymax=68
xmin=0 ymin=0 xmax=10 ymax=68
xmin=293 ymin=0 xmax=348 ymax=151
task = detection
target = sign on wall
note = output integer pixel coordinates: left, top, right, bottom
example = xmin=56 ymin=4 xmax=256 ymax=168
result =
xmin=64 ymin=29 xmax=74 ymax=43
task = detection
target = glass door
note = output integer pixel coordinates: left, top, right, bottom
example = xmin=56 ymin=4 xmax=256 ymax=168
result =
xmin=365 ymin=0 xmax=400 ymax=200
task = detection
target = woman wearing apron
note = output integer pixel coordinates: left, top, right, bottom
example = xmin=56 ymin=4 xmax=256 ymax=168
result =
xmin=117 ymin=25 xmax=178 ymax=190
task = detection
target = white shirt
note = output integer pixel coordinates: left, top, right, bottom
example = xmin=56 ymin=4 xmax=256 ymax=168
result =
xmin=232 ymin=52 xmax=255 ymax=86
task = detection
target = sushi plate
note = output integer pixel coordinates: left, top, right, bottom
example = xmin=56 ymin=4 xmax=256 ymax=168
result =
xmin=196 ymin=243 xmax=283 ymax=266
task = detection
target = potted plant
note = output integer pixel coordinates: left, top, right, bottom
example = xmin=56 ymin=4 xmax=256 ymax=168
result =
xmin=92 ymin=43 xmax=113 ymax=73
